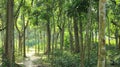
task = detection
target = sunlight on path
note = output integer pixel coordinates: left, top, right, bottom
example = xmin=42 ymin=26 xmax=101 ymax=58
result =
xmin=24 ymin=59 xmax=33 ymax=67
xmin=23 ymin=48 xmax=39 ymax=67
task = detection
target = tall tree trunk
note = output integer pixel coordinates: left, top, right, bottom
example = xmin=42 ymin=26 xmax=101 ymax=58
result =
xmin=52 ymin=19 xmax=55 ymax=52
xmin=68 ymin=18 xmax=74 ymax=52
xmin=51 ymin=1 xmax=55 ymax=52
xmin=37 ymin=31 xmax=40 ymax=54
xmin=95 ymin=2 xmax=99 ymax=43
xmin=97 ymin=0 xmax=106 ymax=67
xmin=23 ymin=15 xmax=26 ymax=57
xmin=107 ymin=16 xmax=111 ymax=45
xmin=79 ymin=20 xmax=84 ymax=67
xmin=55 ymin=32 xmax=59 ymax=49
xmin=26 ymin=26 xmax=29 ymax=53
xmin=46 ymin=19 xmax=51 ymax=57
xmin=3 ymin=0 xmax=15 ymax=66
xmin=19 ymin=33 xmax=23 ymax=55
xmin=59 ymin=23 xmax=65 ymax=51
xmin=60 ymin=28 xmax=64 ymax=51
xmin=86 ymin=0 xmax=92 ymax=65
xmin=43 ymin=31 xmax=46 ymax=53
xmin=73 ymin=17 xmax=80 ymax=53
xmin=34 ymin=28 xmax=37 ymax=54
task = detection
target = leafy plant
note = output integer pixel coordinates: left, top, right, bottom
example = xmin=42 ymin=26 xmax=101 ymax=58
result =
xmin=51 ymin=51 xmax=81 ymax=67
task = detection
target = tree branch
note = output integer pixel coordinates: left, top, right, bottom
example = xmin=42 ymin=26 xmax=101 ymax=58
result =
xmin=24 ymin=20 xmax=29 ymax=29
xmin=57 ymin=25 xmax=62 ymax=31
xmin=15 ymin=18 xmax=21 ymax=33
xmin=14 ymin=0 xmax=23 ymax=18
xmin=14 ymin=0 xmax=23 ymax=33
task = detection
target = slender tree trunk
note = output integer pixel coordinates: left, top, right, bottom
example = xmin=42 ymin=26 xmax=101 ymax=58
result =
xmin=86 ymin=0 xmax=92 ymax=65
xmin=107 ymin=17 xmax=111 ymax=45
xmin=68 ymin=18 xmax=74 ymax=52
xmin=55 ymin=32 xmax=59 ymax=49
xmin=79 ymin=20 xmax=84 ymax=67
xmin=73 ymin=17 xmax=80 ymax=53
xmin=60 ymin=14 xmax=65 ymax=51
xmin=51 ymin=2 xmax=55 ymax=52
xmin=51 ymin=30 xmax=55 ymax=51
xmin=97 ymin=0 xmax=106 ymax=67
xmin=26 ymin=26 xmax=29 ymax=53
xmin=52 ymin=23 xmax=55 ymax=51
xmin=19 ymin=33 xmax=23 ymax=55
xmin=34 ymin=28 xmax=37 ymax=54
xmin=95 ymin=2 xmax=99 ymax=43
xmin=46 ymin=19 xmax=51 ymax=57
xmin=43 ymin=31 xmax=46 ymax=53
xmin=60 ymin=26 xmax=64 ymax=51
xmin=37 ymin=31 xmax=40 ymax=54
xmin=60 ymin=29 xmax=63 ymax=50
xmin=23 ymin=15 xmax=26 ymax=57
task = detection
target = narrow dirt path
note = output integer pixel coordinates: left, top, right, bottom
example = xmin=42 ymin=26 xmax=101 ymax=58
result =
xmin=23 ymin=49 xmax=41 ymax=67
xmin=24 ymin=58 xmax=33 ymax=67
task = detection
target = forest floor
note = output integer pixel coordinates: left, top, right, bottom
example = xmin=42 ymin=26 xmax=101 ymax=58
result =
xmin=18 ymin=49 xmax=50 ymax=67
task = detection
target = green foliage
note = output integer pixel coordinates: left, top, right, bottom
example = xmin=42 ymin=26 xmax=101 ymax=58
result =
xmin=67 ymin=0 xmax=89 ymax=17
xmin=64 ymin=38 xmax=70 ymax=50
xmin=49 ymin=43 xmax=99 ymax=67
xmin=64 ymin=33 xmax=70 ymax=50
xmin=51 ymin=51 xmax=80 ymax=67
xmin=107 ymin=46 xmax=120 ymax=64
xmin=85 ymin=48 xmax=98 ymax=67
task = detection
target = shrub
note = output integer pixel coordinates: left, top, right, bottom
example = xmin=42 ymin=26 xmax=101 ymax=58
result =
xmin=51 ymin=51 xmax=80 ymax=67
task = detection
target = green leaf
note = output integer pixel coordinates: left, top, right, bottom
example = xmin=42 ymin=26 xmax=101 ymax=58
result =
xmin=116 ymin=0 xmax=120 ymax=5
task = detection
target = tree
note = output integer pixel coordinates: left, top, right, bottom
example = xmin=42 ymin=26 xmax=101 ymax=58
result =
xmin=3 ymin=0 xmax=15 ymax=66
xmin=86 ymin=0 xmax=92 ymax=66
xmin=14 ymin=0 xmax=31 ymax=57
xmin=97 ymin=0 xmax=106 ymax=67
xmin=68 ymin=18 xmax=74 ymax=52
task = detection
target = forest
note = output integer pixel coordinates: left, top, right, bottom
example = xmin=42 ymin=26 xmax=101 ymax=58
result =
xmin=0 ymin=0 xmax=120 ymax=67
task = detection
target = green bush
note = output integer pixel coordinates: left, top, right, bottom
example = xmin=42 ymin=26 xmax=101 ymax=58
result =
xmin=51 ymin=51 xmax=80 ymax=67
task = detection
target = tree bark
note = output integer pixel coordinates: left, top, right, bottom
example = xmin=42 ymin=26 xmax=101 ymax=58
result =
xmin=46 ymin=19 xmax=51 ymax=57
xmin=23 ymin=15 xmax=26 ymax=57
xmin=79 ymin=20 xmax=84 ymax=67
xmin=107 ymin=16 xmax=111 ymax=45
xmin=59 ymin=25 xmax=65 ymax=51
xmin=68 ymin=18 xmax=74 ymax=52
xmin=37 ymin=31 xmax=40 ymax=54
xmin=3 ymin=0 xmax=15 ymax=66
xmin=97 ymin=0 xmax=106 ymax=67
xmin=86 ymin=0 xmax=92 ymax=65
xmin=73 ymin=17 xmax=80 ymax=53
xmin=60 ymin=28 xmax=64 ymax=50
xmin=19 ymin=33 xmax=23 ymax=55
